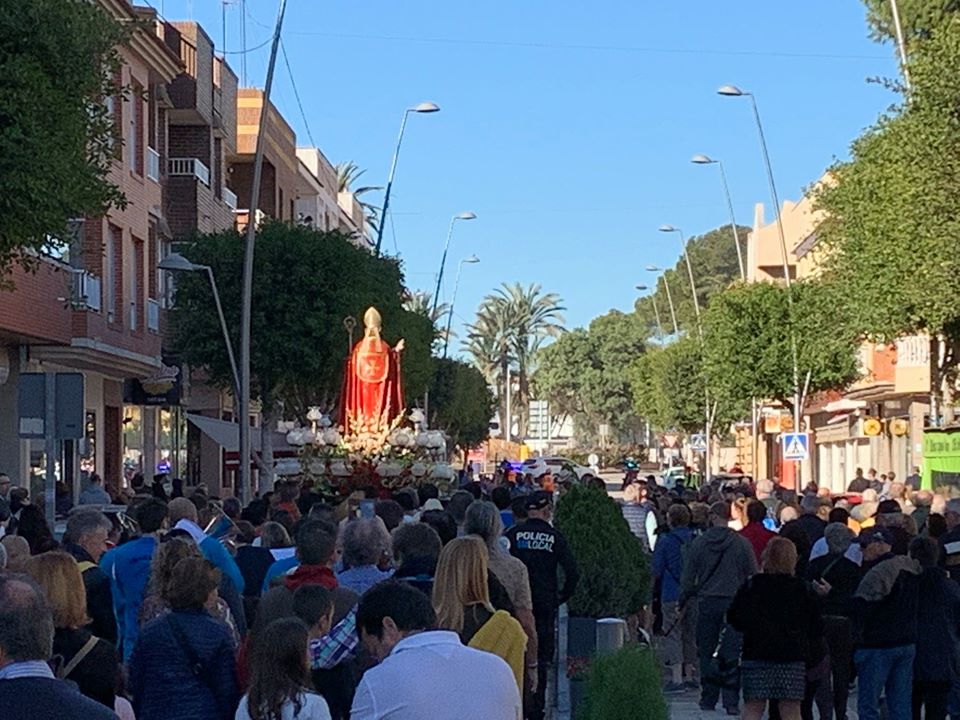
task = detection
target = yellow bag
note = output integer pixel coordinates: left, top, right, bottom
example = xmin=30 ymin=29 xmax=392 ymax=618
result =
xmin=468 ymin=609 xmax=527 ymax=691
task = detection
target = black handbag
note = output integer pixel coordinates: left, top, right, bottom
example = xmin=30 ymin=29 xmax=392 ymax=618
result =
xmin=702 ymin=625 xmax=740 ymax=691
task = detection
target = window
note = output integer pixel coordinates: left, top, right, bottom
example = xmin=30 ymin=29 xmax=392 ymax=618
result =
xmin=104 ymin=225 xmax=117 ymax=322
xmin=131 ymin=237 xmax=143 ymax=331
xmin=129 ymin=82 xmax=144 ymax=175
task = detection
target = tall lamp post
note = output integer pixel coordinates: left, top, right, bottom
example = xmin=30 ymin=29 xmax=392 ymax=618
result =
xmin=159 ymin=254 xmax=240 ymax=398
xmin=658 ymin=226 xmax=711 ymax=473
xmin=658 ymin=225 xmax=701 ymax=331
xmin=645 ymin=265 xmax=679 ymax=335
xmin=718 ymin=86 xmax=801 ymax=425
xmin=431 ymin=212 xmax=477 ymax=317
xmin=444 ymin=255 xmax=480 ymax=357
xmin=374 ymin=102 xmax=441 ymax=255
xmin=635 ymin=284 xmax=664 ymax=343
xmin=691 ymin=154 xmax=746 ymax=281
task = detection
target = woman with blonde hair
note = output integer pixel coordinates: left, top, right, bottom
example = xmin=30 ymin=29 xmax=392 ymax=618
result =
xmin=25 ymin=551 xmax=121 ymax=710
xmin=727 ymin=537 xmax=824 ymax=720
xmin=433 ymin=536 xmax=527 ymax=690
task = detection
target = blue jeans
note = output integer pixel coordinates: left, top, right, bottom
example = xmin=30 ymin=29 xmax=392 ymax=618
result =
xmin=855 ymin=645 xmax=916 ymax=720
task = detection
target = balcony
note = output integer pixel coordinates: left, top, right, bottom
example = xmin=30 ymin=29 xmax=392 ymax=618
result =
xmin=147 ymin=147 xmax=161 ymax=182
xmin=70 ymin=270 xmax=102 ymax=312
xmin=147 ymin=299 xmax=160 ymax=333
xmin=168 ymin=157 xmax=210 ymax=186
xmin=222 ymin=186 xmax=238 ymax=210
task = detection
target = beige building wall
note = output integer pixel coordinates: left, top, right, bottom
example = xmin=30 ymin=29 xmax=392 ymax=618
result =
xmin=747 ymin=177 xmax=828 ymax=283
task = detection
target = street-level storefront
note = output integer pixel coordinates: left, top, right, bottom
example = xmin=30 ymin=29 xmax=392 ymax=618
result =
xmin=922 ymin=428 xmax=960 ymax=492
xmin=812 ymin=416 xmax=870 ymax=494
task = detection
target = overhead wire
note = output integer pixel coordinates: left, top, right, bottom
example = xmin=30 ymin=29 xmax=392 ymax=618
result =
xmin=279 ymin=38 xmax=316 ymax=148
xmin=284 ymin=30 xmax=888 ymax=62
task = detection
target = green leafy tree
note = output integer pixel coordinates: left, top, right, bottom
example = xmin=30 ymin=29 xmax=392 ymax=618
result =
xmin=428 ymin=358 xmax=496 ymax=450
xmin=814 ymin=16 xmax=960 ymax=420
xmin=638 ymin=225 xmax=748 ymax=338
xmin=630 ymin=336 xmax=709 ymax=433
xmin=170 ymin=223 xmax=434 ymax=490
xmin=861 ymin=0 xmax=960 ymax=43
xmin=0 ymin=0 xmax=126 ymax=277
xmin=535 ymin=311 xmax=647 ymax=443
xmin=701 ymin=281 xmax=860 ymax=414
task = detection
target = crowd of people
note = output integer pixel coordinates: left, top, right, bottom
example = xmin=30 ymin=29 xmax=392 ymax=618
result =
xmin=0 ymin=468 xmax=578 ymax=720
xmin=630 ymin=466 xmax=960 ymax=720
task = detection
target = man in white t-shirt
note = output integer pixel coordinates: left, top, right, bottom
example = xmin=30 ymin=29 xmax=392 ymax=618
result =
xmin=351 ymin=580 xmax=521 ymax=720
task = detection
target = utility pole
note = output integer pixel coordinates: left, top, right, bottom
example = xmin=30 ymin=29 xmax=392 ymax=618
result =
xmin=238 ymin=0 xmax=288 ymax=502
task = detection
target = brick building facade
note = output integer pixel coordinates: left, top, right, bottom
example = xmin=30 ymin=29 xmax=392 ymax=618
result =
xmin=0 ymin=0 xmax=181 ymax=498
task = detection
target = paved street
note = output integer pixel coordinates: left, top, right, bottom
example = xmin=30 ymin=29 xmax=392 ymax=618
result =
xmin=666 ymin=685 xmax=859 ymax=719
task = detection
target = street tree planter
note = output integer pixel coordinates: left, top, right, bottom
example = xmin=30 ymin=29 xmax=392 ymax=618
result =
xmin=554 ymin=484 xmax=651 ymax=715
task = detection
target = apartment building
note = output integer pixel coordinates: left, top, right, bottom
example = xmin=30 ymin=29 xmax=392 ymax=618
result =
xmin=229 ymin=89 xmax=298 ymax=225
xmin=0 ymin=0 xmax=182 ymax=497
xmin=738 ymin=182 xmax=930 ymax=489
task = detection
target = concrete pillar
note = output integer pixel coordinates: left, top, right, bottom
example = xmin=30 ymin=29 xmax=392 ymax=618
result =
xmin=142 ymin=407 xmax=157 ymax=481
xmin=596 ymin=618 xmax=626 ymax=657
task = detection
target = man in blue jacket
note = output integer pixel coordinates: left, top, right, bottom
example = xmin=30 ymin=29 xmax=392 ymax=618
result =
xmin=167 ymin=497 xmax=244 ymax=595
xmin=100 ymin=497 xmax=168 ymax=660
xmin=653 ymin=503 xmax=696 ymax=693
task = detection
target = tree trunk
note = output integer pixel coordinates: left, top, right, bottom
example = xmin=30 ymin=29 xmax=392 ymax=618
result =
xmin=258 ymin=399 xmax=276 ymax=495
xmin=499 ymin=356 xmax=509 ymax=440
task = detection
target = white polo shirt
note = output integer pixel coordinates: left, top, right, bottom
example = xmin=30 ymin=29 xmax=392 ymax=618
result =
xmin=350 ymin=630 xmax=521 ymax=720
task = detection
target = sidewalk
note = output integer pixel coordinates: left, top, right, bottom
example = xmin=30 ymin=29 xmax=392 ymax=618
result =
xmin=667 ymin=686 xmax=859 ymax=719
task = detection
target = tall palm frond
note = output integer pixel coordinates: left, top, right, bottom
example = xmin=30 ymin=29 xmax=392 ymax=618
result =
xmin=335 ymin=161 xmax=384 ymax=235
xmin=404 ymin=290 xmax=454 ymax=345
xmin=463 ymin=284 xmax=565 ymax=439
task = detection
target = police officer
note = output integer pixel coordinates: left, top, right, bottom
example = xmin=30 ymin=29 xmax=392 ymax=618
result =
xmin=505 ymin=491 xmax=580 ymax=720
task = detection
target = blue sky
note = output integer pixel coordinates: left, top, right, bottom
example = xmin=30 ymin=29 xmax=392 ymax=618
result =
xmin=153 ymin=0 xmax=898 ymax=349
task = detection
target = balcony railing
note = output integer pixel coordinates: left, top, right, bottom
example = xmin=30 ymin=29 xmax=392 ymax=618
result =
xmin=147 ymin=299 xmax=160 ymax=333
xmin=168 ymin=157 xmax=210 ymax=186
xmin=147 ymin=147 xmax=161 ymax=182
xmin=70 ymin=270 xmax=102 ymax=312
xmin=222 ymin=186 xmax=238 ymax=210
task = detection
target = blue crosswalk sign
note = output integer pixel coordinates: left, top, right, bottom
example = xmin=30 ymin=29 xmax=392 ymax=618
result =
xmin=690 ymin=433 xmax=707 ymax=452
xmin=782 ymin=432 xmax=809 ymax=461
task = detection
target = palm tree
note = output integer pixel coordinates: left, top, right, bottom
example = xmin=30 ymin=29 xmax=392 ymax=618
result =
xmin=335 ymin=161 xmax=383 ymax=236
xmin=403 ymin=290 xmax=453 ymax=347
xmin=464 ymin=283 xmax=565 ymax=440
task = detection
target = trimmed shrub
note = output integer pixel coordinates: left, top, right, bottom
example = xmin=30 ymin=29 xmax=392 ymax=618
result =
xmin=554 ymin=483 xmax=650 ymax=618
xmin=577 ymin=645 xmax=668 ymax=720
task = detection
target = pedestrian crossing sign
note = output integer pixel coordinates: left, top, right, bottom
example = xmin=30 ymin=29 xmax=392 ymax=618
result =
xmin=781 ymin=432 xmax=809 ymax=461
xmin=689 ymin=433 xmax=707 ymax=452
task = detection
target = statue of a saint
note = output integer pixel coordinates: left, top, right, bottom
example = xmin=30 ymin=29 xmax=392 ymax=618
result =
xmin=339 ymin=307 xmax=405 ymax=439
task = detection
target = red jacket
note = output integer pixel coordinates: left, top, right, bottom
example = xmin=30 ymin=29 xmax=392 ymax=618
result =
xmin=740 ymin=522 xmax=776 ymax=565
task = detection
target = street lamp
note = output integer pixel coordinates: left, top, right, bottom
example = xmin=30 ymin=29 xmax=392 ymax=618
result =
xmin=636 ymin=284 xmax=664 ymax=342
xmin=374 ymin=102 xmax=441 ymax=255
xmin=658 ymin=225 xmax=701 ymax=329
xmin=432 ymin=212 xmax=477 ymax=317
xmin=691 ymin=154 xmax=745 ymax=281
xmin=444 ymin=255 xmax=480 ymax=357
xmin=720 ymin=83 xmax=803 ymax=484
xmin=645 ymin=265 xmax=679 ymax=334
xmin=158 ymin=253 xmax=239 ymax=398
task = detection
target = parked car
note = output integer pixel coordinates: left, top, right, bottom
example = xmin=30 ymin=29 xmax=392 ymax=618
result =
xmin=522 ymin=456 xmax=594 ymax=481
